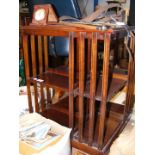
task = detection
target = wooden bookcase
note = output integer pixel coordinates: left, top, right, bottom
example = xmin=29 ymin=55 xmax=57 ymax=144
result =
xmin=20 ymin=24 xmax=135 ymax=155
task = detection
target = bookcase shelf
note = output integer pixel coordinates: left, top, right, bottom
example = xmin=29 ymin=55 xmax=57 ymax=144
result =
xmin=31 ymin=71 xmax=69 ymax=91
xmin=75 ymin=76 xmax=126 ymax=102
xmin=21 ymin=24 xmax=135 ymax=155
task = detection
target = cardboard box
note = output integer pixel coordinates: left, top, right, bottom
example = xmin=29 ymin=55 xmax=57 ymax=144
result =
xmin=19 ymin=113 xmax=71 ymax=155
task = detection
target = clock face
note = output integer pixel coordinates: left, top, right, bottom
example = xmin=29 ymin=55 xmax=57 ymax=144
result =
xmin=34 ymin=8 xmax=46 ymax=21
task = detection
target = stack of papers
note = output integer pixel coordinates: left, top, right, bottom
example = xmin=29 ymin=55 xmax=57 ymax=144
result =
xmin=19 ymin=113 xmax=61 ymax=150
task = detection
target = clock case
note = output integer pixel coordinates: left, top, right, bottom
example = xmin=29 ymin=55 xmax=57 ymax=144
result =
xmin=31 ymin=4 xmax=58 ymax=25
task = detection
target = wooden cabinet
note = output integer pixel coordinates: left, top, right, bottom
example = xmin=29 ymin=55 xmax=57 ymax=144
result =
xmin=20 ymin=24 xmax=135 ymax=155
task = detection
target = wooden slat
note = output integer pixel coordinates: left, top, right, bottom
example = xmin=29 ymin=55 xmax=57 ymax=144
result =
xmin=30 ymin=35 xmax=37 ymax=76
xmin=46 ymin=86 xmax=52 ymax=104
xmin=43 ymin=36 xmax=51 ymax=104
xmin=129 ymin=62 xmax=135 ymax=111
xmin=127 ymin=62 xmax=134 ymax=113
xmin=98 ymin=33 xmax=111 ymax=149
xmin=124 ymin=35 xmax=135 ymax=116
xmin=87 ymin=37 xmax=91 ymax=73
xmin=33 ymin=80 xmax=39 ymax=112
xmin=40 ymin=82 xmax=45 ymax=112
xmin=125 ymin=61 xmax=132 ymax=114
xmin=78 ymin=32 xmax=85 ymax=142
xmin=127 ymin=35 xmax=134 ymax=113
xmin=69 ymin=32 xmax=75 ymax=128
xmin=38 ymin=35 xmax=43 ymax=74
xmin=123 ymin=37 xmax=130 ymax=117
xmin=88 ymin=32 xmax=98 ymax=145
xmin=129 ymin=63 xmax=134 ymax=112
xmin=23 ymin=35 xmax=33 ymax=112
xmin=129 ymin=35 xmax=135 ymax=111
xmin=44 ymin=36 xmax=48 ymax=70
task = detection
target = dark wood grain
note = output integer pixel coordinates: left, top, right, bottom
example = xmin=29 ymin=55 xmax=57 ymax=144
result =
xmin=87 ymin=37 xmax=91 ymax=74
xmin=72 ymin=110 xmax=124 ymax=154
xmin=124 ymin=34 xmax=135 ymax=117
xmin=38 ymin=35 xmax=43 ymax=74
xmin=44 ymin=36 xmax=48 ymax=70
xmin=76 ymin=76 xmax=126 ymax=102
xmin=21 ymin=24 xmax=135 ymax=154
xmin=34 ymin=71 xmax=70 ymax=91
xmin=78 ymin=32 xmax=85 ymax=142
xmin=69 ymin=32 xmax=75 ymax=128
xmin=43 ymin=36 xmax=51 ymax=104
xmin=98 ymin=33 xmax=111 ymax=149
xmin=30 ymin=35 xmax=37 ymax=76
xmin=23 ymin=35 xmax=33 ymax=112
xmin=33 ymin=80 xmax=39 ymax=112
xmin=20 ymin=24 xmax=113 ymax=36
xmin=88 ymin=32 xmax=98 ymax=145
xmin=40 ymin=82 xmax=45 ymax=112
xmin=46 ymin=66 xmax=69 ymax=77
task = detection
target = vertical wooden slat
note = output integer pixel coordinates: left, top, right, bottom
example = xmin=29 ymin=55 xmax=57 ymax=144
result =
xmin=69 ymin=32 xmax=75 ymax=128
xmin=78 ymin=32 xmax=85 ymax=142
xmin=33 ymin=80 xmax=39 ymax=112
xmin=40 ymin=82 xmax=45 ymax=112
xmin=130 ymin=34 xmax=135 ymax=111
xmin=76 ymin=38 xmax=79 ymax=73
xmin=125 ymin=36 xmax=132 ymax=115
xmin=43 ymin=36 xmax=51 ymax=104
xmin=23 ymin=34 xmax=33 ymax=112
xmin=87 ymin=38 xmax=91 ymax=73
xmin=38 ymin=35 xmax=43 ymax=74
xmin=30 ymin=35 xmax=40 ymax=111
xmin=128 ymin=36 xmax=134 ymax=113
xmin=30 ymin=35 xmax=37 ymax=76
xmin=45 ymin=86 xmax=51 ymax=104
xmin=128 ymin=35 xmax=135 ymax=113
xmin=88 ymin=32 xmax=98 ymax=145
xmin=125 ymin=60 xmax=132 ymax=115
xmin=37 ymin=36 xmax=43 ymax=111
xmin=44 ymin=36 xmax=48 ymax=70
xmin=124 ymin=35 xmax=135 ymax=117
xmin=98 ymin=33 xmax=111 ymax=149
xmin=129 ymin=63 xmax=134 ymax=112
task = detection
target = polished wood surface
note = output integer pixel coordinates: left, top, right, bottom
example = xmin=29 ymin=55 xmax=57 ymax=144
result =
xmin=30 ymin=35 xmax=37 ymax=76
xmin=98 ymin=33 xmax=111 ymax=149
xmin=21 ymin=24 xmax=135 ymax=155
xmin=23 ymin=35 xmax=33 ymax=112
xmin=76 ymin=76 xmax=126 ymax=101
xmin=78 ymin=32 xmax=85 ymax=142
xmin=38 ymin=36 xmax=43 ymax=74
xmin=69 ymin=32 xmax=75 ymax=128
xmin=88 ymin=32 xmax=98 ymax=145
